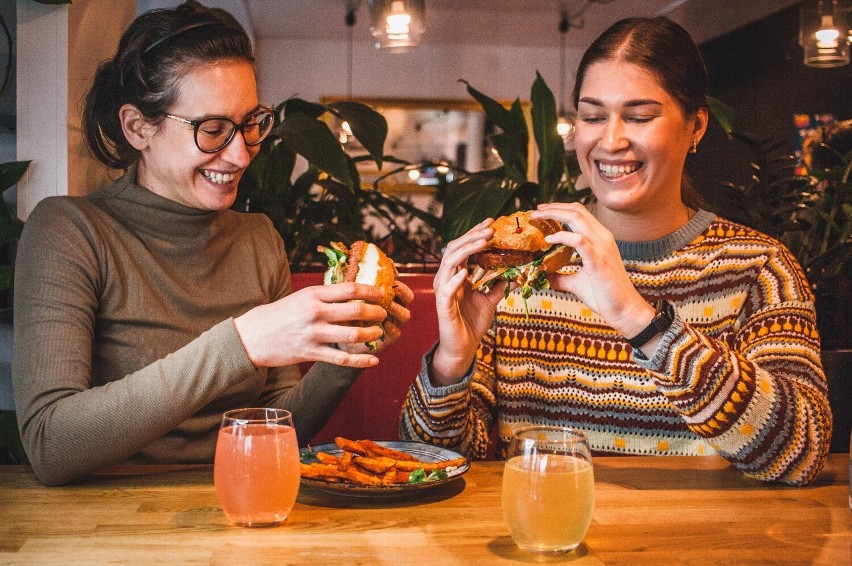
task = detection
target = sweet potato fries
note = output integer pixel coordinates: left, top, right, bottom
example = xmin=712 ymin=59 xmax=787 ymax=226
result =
xmin=300 ymin=437 xmax=467 ymax=486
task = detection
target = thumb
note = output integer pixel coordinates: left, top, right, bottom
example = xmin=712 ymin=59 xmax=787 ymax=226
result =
xmin=546 ymin=272 xmax=576 ymax=294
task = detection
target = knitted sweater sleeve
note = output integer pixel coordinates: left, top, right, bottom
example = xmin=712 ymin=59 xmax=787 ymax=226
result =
xmin=399 ymin=329 xmax=499 ymax=459
xmin=635 ymin=244 xmax=831 ymax=486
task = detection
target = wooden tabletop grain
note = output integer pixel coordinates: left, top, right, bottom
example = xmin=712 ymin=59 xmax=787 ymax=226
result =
xmin=1 ymin=454 xmax=849 ymax=565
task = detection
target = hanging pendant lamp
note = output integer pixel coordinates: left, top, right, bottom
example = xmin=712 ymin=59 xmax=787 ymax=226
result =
xmin=556 ymin=10 xmax=575 ymax=145
xmin=367 ymin=0 xmax=425 ymax=52
xmin=800 ymin=0 xmax=849 ymax=68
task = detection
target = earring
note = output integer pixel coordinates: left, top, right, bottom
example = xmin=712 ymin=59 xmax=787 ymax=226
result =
xmin=689 ymin=139 xmax=698 ymax=154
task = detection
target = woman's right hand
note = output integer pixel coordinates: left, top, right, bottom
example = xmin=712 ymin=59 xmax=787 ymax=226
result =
xmin=233 ymin=282 xmax=389 ymax=368
xmin=430 ymin=219 xmax=506 ymax=386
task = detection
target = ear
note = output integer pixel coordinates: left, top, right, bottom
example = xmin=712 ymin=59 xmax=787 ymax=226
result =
xmin=690 ymin=107 xmax=709 ymax=144
xmin=119 ymin=104 xmax=156 ymax=151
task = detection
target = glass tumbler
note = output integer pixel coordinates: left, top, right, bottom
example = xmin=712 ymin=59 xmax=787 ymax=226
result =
xmin=501 ymin=425 xmax=595 ymax=554
xmin=214 ymin=408 xmax=300 ymax=527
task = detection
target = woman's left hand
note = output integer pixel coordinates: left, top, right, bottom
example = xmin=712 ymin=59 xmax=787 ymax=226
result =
xmin=532 ymin=203 xmax=655 ymax=338
xmin=337 ymin=279 xmax=414 ymax=354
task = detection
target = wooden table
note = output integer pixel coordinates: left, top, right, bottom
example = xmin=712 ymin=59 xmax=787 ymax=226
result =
xmin=1 ymin=455 xmax=849 ymax=565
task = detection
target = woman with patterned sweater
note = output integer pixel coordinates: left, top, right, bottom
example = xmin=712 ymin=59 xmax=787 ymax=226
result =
xmin=400 ymin=16 xmax=831 ymax=485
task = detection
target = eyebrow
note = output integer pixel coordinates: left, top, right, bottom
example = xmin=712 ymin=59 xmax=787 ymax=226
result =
xmin=578 ymin=97 xmax=663 ymax=108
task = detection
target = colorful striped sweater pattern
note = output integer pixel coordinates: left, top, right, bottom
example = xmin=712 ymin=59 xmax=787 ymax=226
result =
xmin=399 ymin=211 xmax=832 ymax=485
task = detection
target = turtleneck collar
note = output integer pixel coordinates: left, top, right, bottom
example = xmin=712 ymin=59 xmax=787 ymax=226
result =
xmin=90 ymin=164 xmax=226 ymax=241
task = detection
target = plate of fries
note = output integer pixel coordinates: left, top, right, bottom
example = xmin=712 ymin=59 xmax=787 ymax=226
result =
xmin=300 ymin=437 xmax=470 ymax=496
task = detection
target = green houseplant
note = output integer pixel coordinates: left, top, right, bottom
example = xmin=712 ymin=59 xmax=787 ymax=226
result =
xmin=710 ymin=108 xmax=851 ymax=288
xmin=439 ymin=72 xmax=589 ymax=243
xmin=709 ymin=103 xmax=851 ymax=349
xmin=234 ymin=98 xmax=441 ymax=270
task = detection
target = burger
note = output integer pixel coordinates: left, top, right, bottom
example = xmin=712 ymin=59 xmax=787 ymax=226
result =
xmin=469 ymin=211 xmax=574 ymax=310
xmin=318 ymin=241 xmax=399 ymax=349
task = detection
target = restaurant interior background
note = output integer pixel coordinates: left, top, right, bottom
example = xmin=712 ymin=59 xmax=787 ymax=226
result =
xmin=0 ymin=0 xmax=850 ymax=461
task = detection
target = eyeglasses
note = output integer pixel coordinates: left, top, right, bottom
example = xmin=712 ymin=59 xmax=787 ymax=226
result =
xmin=164 ymin=105 xmax=276 ymax=153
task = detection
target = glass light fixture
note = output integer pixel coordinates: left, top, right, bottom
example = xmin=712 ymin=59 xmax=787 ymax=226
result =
xmin=800 ymin=0 xmax=850 ymax=68
xmin=368 ymin=0 xmax=425 ymax=52
xmin=556 ymin=10 xmax=575 ymax=146
xmin=339 ymin=3 xmax=357 ymax=146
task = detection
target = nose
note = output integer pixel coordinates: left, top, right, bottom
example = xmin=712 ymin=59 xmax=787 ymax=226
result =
xmin=599 ymin=117 xmax=628 ymax=153
xmin=220 ymin=129 xmax=254 ymax=168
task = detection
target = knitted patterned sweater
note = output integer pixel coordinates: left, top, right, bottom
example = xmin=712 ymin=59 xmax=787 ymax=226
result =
xmin=399 ymin=210 xmax=832 ymax=485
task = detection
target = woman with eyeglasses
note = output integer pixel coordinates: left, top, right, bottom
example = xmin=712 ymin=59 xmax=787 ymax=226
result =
xmin=12 ymin=4 xmax=412 ymax=486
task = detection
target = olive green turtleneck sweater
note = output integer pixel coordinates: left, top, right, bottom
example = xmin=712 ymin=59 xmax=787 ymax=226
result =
xmin=13 ymin=169 xmax=360 ymax=485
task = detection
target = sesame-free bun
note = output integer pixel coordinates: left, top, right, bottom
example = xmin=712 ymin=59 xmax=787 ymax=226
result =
xmin=487 ymin=211 xmax=562 ymax=253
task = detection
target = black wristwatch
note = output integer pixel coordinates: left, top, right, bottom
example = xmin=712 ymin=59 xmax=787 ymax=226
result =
xmin=626 ymin=299 xmax=675 ymax=355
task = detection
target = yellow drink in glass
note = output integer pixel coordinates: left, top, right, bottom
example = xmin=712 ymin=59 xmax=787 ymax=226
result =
xmin=501 ymin=426 xmax=594 ymax=553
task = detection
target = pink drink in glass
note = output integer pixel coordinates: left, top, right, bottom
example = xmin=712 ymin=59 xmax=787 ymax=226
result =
xmin=214 ymin=408 xmax=300 ymax=527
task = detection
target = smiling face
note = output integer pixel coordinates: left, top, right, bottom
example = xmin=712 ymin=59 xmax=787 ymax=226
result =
xmin=135 ymin=59 xmax=260 ymax=211
xmin=574 ymin=59 xmax=707 ymax=230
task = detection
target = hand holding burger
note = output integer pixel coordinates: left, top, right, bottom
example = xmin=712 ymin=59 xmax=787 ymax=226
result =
xmin=319 ymin=241 xmax=399 ymax=350
xmin=468 ymin=211 xmax=574 ymax=311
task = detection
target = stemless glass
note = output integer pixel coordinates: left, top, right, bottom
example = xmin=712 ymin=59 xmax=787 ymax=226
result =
xmin=213 ymin=408 xmax=300 ymax=527
xmin=501 ymin=425 xmax=595 ymax=554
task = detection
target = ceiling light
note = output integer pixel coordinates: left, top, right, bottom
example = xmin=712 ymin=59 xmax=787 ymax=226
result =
xmin=368 ymin=0 xmax=425 ymax=52
xmin=800 ymin=0 xmax=849 ymax=68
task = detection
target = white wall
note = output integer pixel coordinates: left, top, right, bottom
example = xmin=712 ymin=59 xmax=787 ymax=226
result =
xmin=256 ymin=37 xmax=585 ymax=108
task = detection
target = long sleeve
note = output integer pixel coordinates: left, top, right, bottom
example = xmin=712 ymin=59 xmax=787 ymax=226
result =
xmin=12 ymin=177 xmax=363 ymax=485
xmin=400 ymin=212 xmax=831 ymax=485
xmin=400 ymin=340 xmax=497 ymax=459
xmin=635 ymin=243 xmax=831 ymax=485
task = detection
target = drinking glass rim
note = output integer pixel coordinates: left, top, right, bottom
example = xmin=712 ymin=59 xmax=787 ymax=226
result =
xmin=221 ymin=407 xmax=292 ymax=425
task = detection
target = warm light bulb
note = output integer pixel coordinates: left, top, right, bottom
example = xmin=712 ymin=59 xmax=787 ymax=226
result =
xmin=816 ymin=15 xmax=840 ymax=48
xmin=816 ymin=28 xmax=840 ymax=48
xmin=556 ymin=116 xmax=574 ymax=138
xmin=386 ymin=1 xmax=411 ymax=38
xmin=436 ymin=164 xmax=450 ymax=174
xmin=408 ymin=169 xmax=421 ymax=181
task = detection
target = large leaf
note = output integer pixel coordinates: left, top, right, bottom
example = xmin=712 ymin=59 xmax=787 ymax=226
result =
xmin=0 ymin=161 xmax=30 ymax=192
xmin=461 ymin=80 xmax=514 ymax=131
xmin=530 ymin=71 xmax=565 ymax=200
xmin=326 ymin=101 xmax=388 ymax=170
xmin=281 ymin=97 xmax=327 ymax=119
xmin=275 ymin=114 xmax=354 ymax=189
xmin=440 ymin=168 xmax=518 ymax=242
xmin=462 ymin=81 xmax=529 ymax=180
xmin=490 ymin=129 xmax=528 ymax=185
xmin=708 ymin=96 xmax=736 ymax=139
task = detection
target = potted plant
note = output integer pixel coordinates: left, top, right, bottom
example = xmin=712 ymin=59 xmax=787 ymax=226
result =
xmin=710 ymin=105 xmax=851 ymax=350
xmin=234 ymin=98 xmax=441 ymax=271
xmin=439 ymin=72 xmax=589 ymax=243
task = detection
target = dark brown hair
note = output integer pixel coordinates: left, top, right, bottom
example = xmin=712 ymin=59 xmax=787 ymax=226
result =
xmin=82 ymin=4 xmax=254 ymax=169
xmin=572 ymin=17 xmax=709 ymax=208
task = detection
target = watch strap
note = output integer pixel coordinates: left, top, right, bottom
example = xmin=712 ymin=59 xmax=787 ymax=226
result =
xmin=626 ymin=299 xmax=674 ymax=351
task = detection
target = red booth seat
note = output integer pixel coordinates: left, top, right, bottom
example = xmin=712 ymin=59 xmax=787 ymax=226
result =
xmin=291 ymin=272 xmax=438 ymax=445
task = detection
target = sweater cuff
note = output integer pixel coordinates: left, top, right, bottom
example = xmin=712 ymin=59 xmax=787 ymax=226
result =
xmin=631 ymin=313 xmax=686 ymax=376
xmin=220 ymin=318 xmax=263 ymax=377
xmin=417 ymin=341 xmax=475 ymax=400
